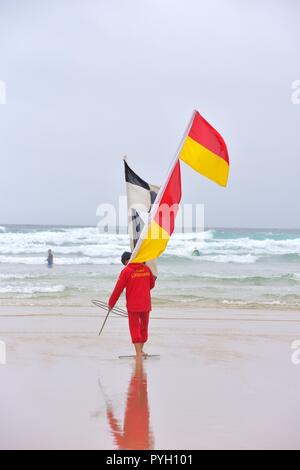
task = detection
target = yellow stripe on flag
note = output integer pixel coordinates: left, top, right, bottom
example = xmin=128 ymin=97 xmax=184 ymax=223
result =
xmin=180 ymin=136 xmax=229 ymax=187
xmin=132 ymin=220 xmax=170 ymax=263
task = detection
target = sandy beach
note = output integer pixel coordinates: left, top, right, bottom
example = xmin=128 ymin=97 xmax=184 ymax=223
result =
xmin=1 ymin=306 xmax=300 ymax=450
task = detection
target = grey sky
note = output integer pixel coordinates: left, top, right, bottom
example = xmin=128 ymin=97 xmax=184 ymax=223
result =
xmin=0 ymin=0 xmax=299 ymax=228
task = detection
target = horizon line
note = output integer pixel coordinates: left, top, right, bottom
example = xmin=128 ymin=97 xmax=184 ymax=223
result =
xmin=1 ymin=223 xmax=300 ymax=231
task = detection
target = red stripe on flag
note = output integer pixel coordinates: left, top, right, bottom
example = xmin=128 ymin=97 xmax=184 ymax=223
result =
xmin=188 ymin=112 xmax=229 ymax=164
xmin=154 ymin=161 xmax=181 ymax=235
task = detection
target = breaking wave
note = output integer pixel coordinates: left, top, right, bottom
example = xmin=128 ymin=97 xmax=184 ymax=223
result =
xmin=0 ymin=255 xmax=120 ymax=265
xmin=1 ymin=226 xmax=300 ymax=309
xmin=0 ymin=284 xmax=65 ymax=294
xmin=1 ymin=227 xmax=300 ymax=265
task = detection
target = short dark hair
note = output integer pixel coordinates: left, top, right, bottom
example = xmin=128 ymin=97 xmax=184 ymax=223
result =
xmin=121 ymin=251 xmax=132 ymax=265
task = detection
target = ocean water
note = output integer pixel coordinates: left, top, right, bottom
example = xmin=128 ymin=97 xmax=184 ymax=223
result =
xmin=0 ymin=224 xmax=300 ymax=310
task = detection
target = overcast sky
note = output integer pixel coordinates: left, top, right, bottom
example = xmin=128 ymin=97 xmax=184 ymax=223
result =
xmin=0 ymin=0 xmax=299 ymax=228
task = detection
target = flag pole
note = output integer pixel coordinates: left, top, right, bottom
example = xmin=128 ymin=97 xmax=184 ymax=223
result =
xmin=123 ymin=154 xmax=137 ymax=251
xmin=156 ymin=109 xmax=197 ymax=203
xmin=129 ymin=110 xmax=197 ymax=262
xmin=98 ymin=308 xmax=111 ymax=336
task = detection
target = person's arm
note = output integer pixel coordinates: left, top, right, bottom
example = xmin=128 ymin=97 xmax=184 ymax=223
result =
xmin=149 ymin=270 xmax=156 ymax=290
xmin=108 ymin=269 xmax=128 ymax=310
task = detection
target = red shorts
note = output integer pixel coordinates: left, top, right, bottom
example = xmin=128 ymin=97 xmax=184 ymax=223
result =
xmin=128 ymin=311 xmax=150 ymax=344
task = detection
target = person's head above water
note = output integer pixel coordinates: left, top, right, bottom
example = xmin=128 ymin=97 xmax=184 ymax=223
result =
xmin=121 ymin=251 xmax=132 ymax=266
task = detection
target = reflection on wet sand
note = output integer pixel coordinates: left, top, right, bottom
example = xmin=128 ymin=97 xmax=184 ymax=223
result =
xmin=103 ymin=358 xmax=154 ymax=450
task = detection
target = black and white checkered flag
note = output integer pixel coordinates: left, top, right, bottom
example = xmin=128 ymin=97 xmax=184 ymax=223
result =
xmin=124 ymin=159 xmax=159 ymax=275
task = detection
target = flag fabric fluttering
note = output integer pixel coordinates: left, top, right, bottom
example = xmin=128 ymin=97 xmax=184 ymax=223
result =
xmin=124 ymin=159 xmax=159 ymax=248
xmin=180 ymin=111 xmax=229 ymax=187
xmin=124 ymin=159 xmax=159 ymax=274
xmin=129 ymin=110 xmax=229 ymax=265
xmin=130 ymin=160 xmax=181 ymax=264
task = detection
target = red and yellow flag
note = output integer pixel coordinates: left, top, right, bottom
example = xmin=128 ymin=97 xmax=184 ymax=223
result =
xmin=130 ymin=110 xmax=229 ymax=264
xmin=180 ymin=111 xmax=229 ymax=186
xmin=131 ymin=161 xmax=181 ymax=263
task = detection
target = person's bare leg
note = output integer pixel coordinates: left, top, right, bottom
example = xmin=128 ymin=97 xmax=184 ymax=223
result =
xmin=134 ymin=343 xmax=143 ymax=357
xmin=141 ymin=343 xmax=148 ymax=356
xmin=141 ymin=313 xmax=150 ymax=356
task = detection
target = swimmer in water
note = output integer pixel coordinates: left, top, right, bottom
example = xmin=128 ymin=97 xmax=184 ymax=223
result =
xmin=192 ymin=246 xmax=200 ymax=256
xmin=47 ymin=249 xmax=54 ymax=268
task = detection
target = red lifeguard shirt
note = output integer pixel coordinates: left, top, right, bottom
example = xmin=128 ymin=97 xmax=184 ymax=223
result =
xmin=108 ymin=263 xmax=155 ymax=312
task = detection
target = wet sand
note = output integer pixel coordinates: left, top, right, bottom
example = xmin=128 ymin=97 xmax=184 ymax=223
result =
xmin=0 ymin=307 xmax=300 ymax=450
